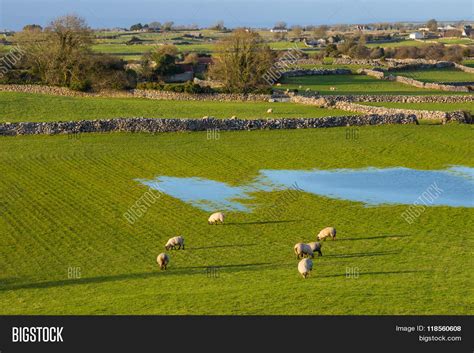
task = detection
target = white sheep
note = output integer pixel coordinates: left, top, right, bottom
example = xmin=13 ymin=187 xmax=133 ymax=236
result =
xmin=329 ymin=86 xmax=337 ymax=91
xmin=308 ymin=241 xmax=323 ymax=256
xmin=157 ymin=253 xmax=169 ymax=270
xmin=294 ymin=242 xmax=314 ymax=259
xmin=317 ymin=227 xmax=337 ymax=241
xmin=165 ymin=236 xmax=185 ymax=250
xmin=208 ymin=212 xmax=225 ymax=225
xmin=298 ymin=258 xmax=313 ymax=279
xmin=267 ymin=108 xmax=273 ymax=113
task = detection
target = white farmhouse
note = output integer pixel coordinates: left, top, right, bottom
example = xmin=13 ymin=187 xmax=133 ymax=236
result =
xmin=409 ymin=32 xmax=424 ymax=39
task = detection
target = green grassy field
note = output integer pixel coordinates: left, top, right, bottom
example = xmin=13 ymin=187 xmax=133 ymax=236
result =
xmin=277 ymin=74 xmax=471 ymax=95
xmin=366 ymin=40 xmax=431 ymax=48
xmin=361 ymin=101 xmax=474 ymax=112
xmin=0 ymin=125 xmax=472 ymax=315
xmin=290 ymin=63 xmax=375 ymax=73
xmin=462 ymin=59 xmax=474 ymax=68
xmin=435 ymin=38 xmax=474 ymax=45
xmin=0 ymin=92 xmax=353 ymax=122
xmin=394 ymin=68 xmax=474 ymax=83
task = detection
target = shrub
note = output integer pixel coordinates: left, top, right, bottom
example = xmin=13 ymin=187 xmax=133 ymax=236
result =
xmin=136 ymin=81 xmax=215 ymax=94
xmin=69 ymin=79 xmax=92 ymax=92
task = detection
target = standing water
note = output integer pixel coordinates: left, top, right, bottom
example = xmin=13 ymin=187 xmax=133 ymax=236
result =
xmin=138 ymin=166 xmax=474 ymax=212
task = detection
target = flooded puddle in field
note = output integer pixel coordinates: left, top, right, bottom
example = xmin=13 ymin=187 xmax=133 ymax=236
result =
xmin=138 ymin=166 xmax=474 ymax=212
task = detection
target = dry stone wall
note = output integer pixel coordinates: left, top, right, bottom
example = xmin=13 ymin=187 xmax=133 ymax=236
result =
xmin=0 ymin=115 xmax=418 ymax=136
xmin=454 ymin=63 xmax=474 ymax=74
xmin=0 ymin=84 xmax=271 ymax=102
xmin=282 ymin=68 xmax=352 ymax=77
xmin=291 ymin=95 xmax=469 ymax=123
xmin=292 ymin=93 xmax=474 ymax=104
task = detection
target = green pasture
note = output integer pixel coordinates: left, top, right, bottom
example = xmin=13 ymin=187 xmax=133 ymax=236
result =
xmin=0 ymin=92 xmax=353 ymax=122
xmin=0 ymin=125 xmax=472 ymax=314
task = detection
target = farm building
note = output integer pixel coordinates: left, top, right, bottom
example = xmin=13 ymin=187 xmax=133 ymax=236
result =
xmin=462 ymin=25 xmax=472 ymax=37
xmin=409 ymin=32 xmax=424 ymax=39
xmin=270 ymin=27 xmax=288 ymax=33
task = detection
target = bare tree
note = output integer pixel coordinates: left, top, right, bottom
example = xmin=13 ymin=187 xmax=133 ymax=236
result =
xmin=16 ymin=15 xmax=92 ymax=87
xmin=427 ymin=19 xmax=438 ymax=32
xmin=208 ymin=29 xmax=275 ymax=93
xmin=313 ymin=25 xmax=329 ymax=38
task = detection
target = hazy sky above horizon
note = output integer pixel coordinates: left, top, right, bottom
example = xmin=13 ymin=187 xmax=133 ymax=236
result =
xmin=0 ymin=0 xmax=472 ymax=30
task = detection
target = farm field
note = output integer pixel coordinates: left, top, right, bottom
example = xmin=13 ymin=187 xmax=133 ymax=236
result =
xmin=91 ymin=37 xmax=306 ymax=58
xmin=435 ymin=38 xmax=474 ymax=45
xmin=0 ymin=125 xmax=472 ymax=315
xmin=393 ymin=68 xmax=474 ymax=83
xmin=290 ymin=63 xmax=375 ymax=73
xmin=462 ymin=59 xmax=474 ymax=68
xmin=366 ymin=39 xmax=431 ymax=48
xmin=277 ymin=74 xmax=472 ymax=95
xmin=361 ymin=101 xmax=474 ymax=113
xmin=0 ymin=92 xmax=354 ymax=122
xmin=92 ymin=42 xmax=217 ymax=55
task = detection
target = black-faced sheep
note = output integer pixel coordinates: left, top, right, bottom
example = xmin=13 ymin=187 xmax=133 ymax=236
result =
xmin=307 ymin=241 xmax=323 ymax=256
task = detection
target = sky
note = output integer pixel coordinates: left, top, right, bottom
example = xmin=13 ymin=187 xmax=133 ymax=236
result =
xmin=0 ymin=0 xmax=472 ymax=30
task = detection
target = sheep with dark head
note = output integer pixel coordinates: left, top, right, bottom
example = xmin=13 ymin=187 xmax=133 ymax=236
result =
xmin=308 ymin=241 xmax=323 ymax=256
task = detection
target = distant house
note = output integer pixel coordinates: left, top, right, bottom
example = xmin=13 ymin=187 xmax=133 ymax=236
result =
xmin=184 ymin=32 xmax=202 ymax=38
xmin=409 ymin=32 xmax=424 ymax=40
xmin=462 ymin=25 xmax=472 ymax=37
xmin=303 ymin=38 xmax=327 ymax=47
xmin=125 ymin=36 xmax=144 ymax=45
xmin=270 ymin=27 xmax=288 ymax=33
xmin=196 ymin=56 xmax=213 ymax=73
xmin=167 ymin=64 xmax=194 ymax=83
xmin=355 ymin=25 xmax=373 ymax=31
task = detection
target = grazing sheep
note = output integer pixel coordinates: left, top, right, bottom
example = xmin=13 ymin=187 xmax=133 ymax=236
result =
xmin=317 ymin=227 xmax=337 ymax=241
xmin=298 ymin=258 xmax=313 ymax=278
xmin=329 ymin=87 xmax=337 ymax=91
xmin=208 ymin=212 xmax=225 ymax=225
xmin=230 ymin=115 xmax=237 ymax=119
xmin=308 ymin=241 xmax=323 ymax=256
xmin=157 ymin=253 xmax=169 ymax=270
xmin=305 ymin=88 xmax=310 ymax=92
xmin=294 ymin=242 xmax=314 ymax=259
xmin=276 ymin=83 xmax=282 ymax=86
xmin=298 ymin=85 xmax=302 ymax=89
xmin=267 ymin=108 xmax=273 ymax=113
xmin=165 ymin=236 xmax=185 ymax=250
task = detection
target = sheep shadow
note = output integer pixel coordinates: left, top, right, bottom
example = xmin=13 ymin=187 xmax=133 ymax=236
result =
xmin=323 ymin=250 xmax=400 ymax=259
xmin=223 ymin=219 xmax=303 ymax=226
xmin=189 ymin=243 xmax=258 ymax=250
xmin=319 ymin=269 xmax=430 ymax=279
xmin=0 ymin=262 xmax=273 ymax=292
xmin=337 ymin=234 xmax=412 ymax=242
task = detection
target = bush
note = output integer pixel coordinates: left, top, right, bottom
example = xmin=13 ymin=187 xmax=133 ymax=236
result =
xmin=136 ymin=81 xmax=215 ymax=94
xmin=69 ymin=79 xmax=92 ymax=92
